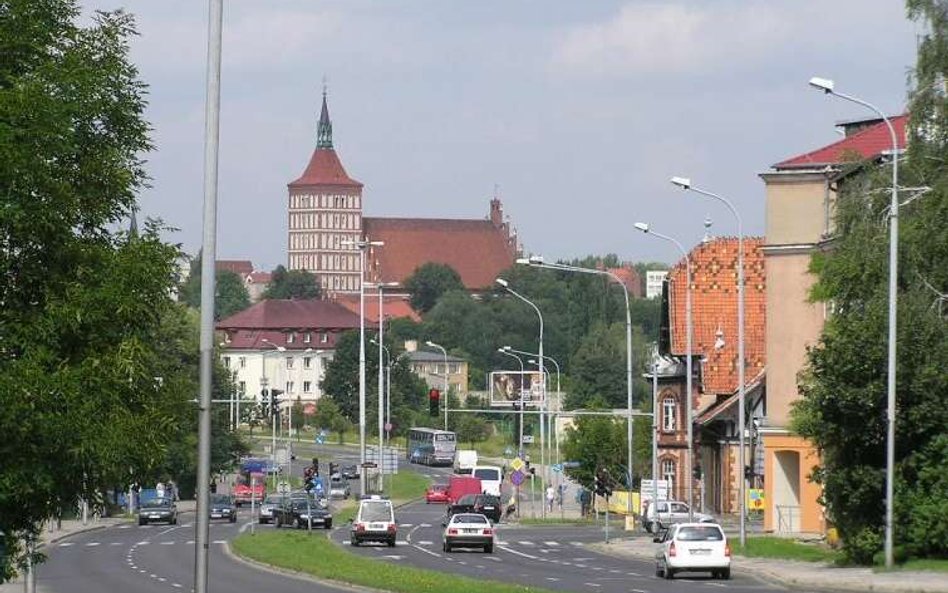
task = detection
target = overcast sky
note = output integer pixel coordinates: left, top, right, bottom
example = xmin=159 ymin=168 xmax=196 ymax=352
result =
xmin=83 ymin=1 xmax=919 ymax=270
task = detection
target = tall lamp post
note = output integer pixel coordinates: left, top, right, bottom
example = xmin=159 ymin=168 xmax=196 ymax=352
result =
xmin=496 ymin=278 xmax=546 ymax=501
xmin=366 ymin=281 xmax=398 ymax=492
xmin=809 ymin=77 xmax=901 ymax=567
xmin=517 ymin=256 xmax=635 ymax=514
xmin=261 ymin=339 xmax=286 ymax=491
xmin=670 ymin=176 xmax=746 ymax=544
xmin=342 ymin=239 xmax=384 ymax=496
xmin=498 ymin=347 xmax=527 ymax=451
xmin=425 ymin=341 xmax=449 ymax=430
xmin=634 ymin=222 xmax=694 ymax=521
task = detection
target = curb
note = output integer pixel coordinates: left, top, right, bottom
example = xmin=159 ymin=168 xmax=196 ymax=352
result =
xmin=224 ymin=538 xmax=390 ymax=593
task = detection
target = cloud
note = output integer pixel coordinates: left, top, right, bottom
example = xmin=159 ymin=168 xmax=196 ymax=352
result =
xmin=550 ymin=2 xmax=791 ymax=77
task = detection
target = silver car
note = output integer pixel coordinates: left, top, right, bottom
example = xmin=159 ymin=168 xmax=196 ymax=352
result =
xmin=329 ymin=477 xmax=350 ymax=499
xmin=644 ymin=500 xmax=714 ymax=533
xmin=258 ymin=494 xmax=284 ymax=524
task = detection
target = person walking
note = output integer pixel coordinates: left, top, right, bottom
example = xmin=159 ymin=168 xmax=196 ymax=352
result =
xmin=546 ymin=484 xmax=555 ymax=513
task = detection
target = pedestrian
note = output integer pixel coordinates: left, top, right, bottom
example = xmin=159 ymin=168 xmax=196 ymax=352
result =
xmin=155 ymin=481 xmax=165 ymax=499
xmin=210 ymin=478 xmax=217 ymax=494
xmin=546 ymin=485 xmax=555 ymax=512
xmin=580 ymin=488 xmax=591 ymax=518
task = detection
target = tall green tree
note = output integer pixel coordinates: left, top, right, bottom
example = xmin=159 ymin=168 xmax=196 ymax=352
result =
xmin=404 ymin=262 xmax=464 ymax=313
xmin=178 ymin=253 xmax=251 ymax=320
xmin=0 ymin=1 xmax=228 ymax=579
xmin=262 ymin=264 xmax=321 ymax=300
xmin=791 ymin=1 xmax=948 ymax=564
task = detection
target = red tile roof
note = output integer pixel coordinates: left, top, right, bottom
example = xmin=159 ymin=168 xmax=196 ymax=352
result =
xmin=288 ymin=148 xmax=363 ymax=189
xmin=334 ymin=293 xmax=422 ymax=323
xmin=216 ymin=299 xmax=368 ymax=331
xmin=216 ymin=260 xmax=254 ymax=276
xmin=246 ymin=271 xmax=272 ymax=284
xmin=363 ymin=217 xmax=517 ymax=290
xmin=667 ymin=237 xmax=766 ymax=395
xmin=774 ymin=114 xmax=908 ymax=170
xmin=605 ymin=265 xmax=643 ymax=299
xmin=224 ymin=329 xmax=345 ymax=351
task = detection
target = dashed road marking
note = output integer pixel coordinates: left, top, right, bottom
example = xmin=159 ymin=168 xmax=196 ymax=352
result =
xmin=417 ymin=540 xmax=433 ymax=546
xmin=544 ymin=541 xmax=559 ymax=546
xmin=546 ymin=577 xmax=560 ymax=582
xmin=85 ymin=542 xmax=100 ymax=547
xmin=160 ymin=541 xmax=175 ymax=545
xmin=584 ymin=584 xmax=601 ymax=588
xmin=59 ymin=543 xmax=74 ymax=547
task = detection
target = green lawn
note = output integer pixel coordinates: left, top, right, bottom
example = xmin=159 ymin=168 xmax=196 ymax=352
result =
xmin=386 ymin=471 xmax=430 ymax=501
xmin=231 ymin=530 xmax=557 ymax=593
xmin=885 ymin=558 xmax=948 ymax=573
xmin=734 ymin=536 xmax=840 ymax=563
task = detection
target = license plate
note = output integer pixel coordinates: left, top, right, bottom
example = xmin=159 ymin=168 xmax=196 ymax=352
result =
xmin=691 ymin=549 xmax=711 ymax=555
xmin=149 ymin=514 xmax=160 ymax=518
xmin=483 ymin=506 xmax=495 ymax=510
xmin=211 ymin=514 xmax=221 ymax=518
xmin=463 ymin=528 xmax=478 ymax=533
xmin=369 ymin=523 xmax=386 ymax=530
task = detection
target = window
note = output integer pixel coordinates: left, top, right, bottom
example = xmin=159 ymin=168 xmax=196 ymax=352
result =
xmin=303 ymin=381 xmax=312 ymax=393
xmin=285 ymin=381 xmax=294 ymax=393
xmin=238 ymin=381 xmax=246 ymax=394
xmin=239 ymin=357 xmax=246 ymax=368
xmin=662 ymin=459 xmax=676 ymax=496
xmin=320 ymin=333 xmax=329 ymax=344
xmin=662 ymin=396 xmax=677 ymax=431
xmin=287 ymin=332 xmax=295 ymax=344
xmin=223 ymin=357 xmax=231 ymax=368
xmin=449 ymin=363 xmax=460 ymax=374
xmin=304 ymin=332 xmax=311 ymax=343
xmin=304 ymin=357 xmax=312 ymax=369
xmin=286 ymin=357 xmax=294 ymax=369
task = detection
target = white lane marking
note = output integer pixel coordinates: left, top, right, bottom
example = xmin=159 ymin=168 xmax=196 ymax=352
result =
xmin=584 ymin=584 xmax=601 ymax=588
xmin=186 ymin=540 xmax=195 ymax=545
xmin=118 ymin=525 xmax=131 ymax=529
xmin=172 ymin=585 xmax=183 ymax=589
xmin=110 ymin=542 xmax=122 ymax=546
xmin=213 ymin=540 xmax=226 ymax=544
xmin=571 ymin=541 xmax=584 ymax=546
xmin=158 ymin=577 xmax=166 ymax=582
xmin=382 ymin=555 xmax=404 ymax=560
xmin=59 ymin=543 xmax=74 ymax=547
xmin=519 ymin=540 xmax=535 ymax=546
xmin=544 ymin=541 xmax=560 ymax=546
xmin=85 ymin=542 xmax=100 ymax=547
xmin=546 ymin=577 xmax=560 ymax=582
xmin=417 ymin=540 xmax=433 ymax=546
xmin=487 ymin=556 xmax=502 ymax=562
xmin=400 ymin=523 xmax=414 ymax=527
xmin=419 ymin=523 xmax=432 ymax=528
xmin=631 ymin=589 xmax=649 ymax=593
xmin=160 ymin=541 xmax=175 ymax=545
xmin=498 ymin=545 xmax=540 ymax=560
xmin=136 ymin=541 xmax=150 ymax=546
xmin=609 ymin=569 xmax=621 ymax=573
xmin=411 ymin=544 xmax=442 ymax=558
xmin=704 ymin=584 xmax=727 ymax=588
xmin=627 ymin=572 xmax=641 ymax=576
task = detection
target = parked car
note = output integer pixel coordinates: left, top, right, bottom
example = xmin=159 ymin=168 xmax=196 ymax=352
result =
xmin=654 ymin=522 xmax=731 ymax=580
xmin=350 ymin=495 xmax=396 ymax=547
xmin=425 ymin=484 xmax=450 ymax=504
xmin=644 ymin=500 xmax=714 ymax=533
xmin=208 ymin=494 xmax=237 ymax=523
xmin=138 ymin=497 xmax=178 ymax=526
xmin=473 ymin=494 xmax=502 ymax=523
xmin=329 ymin=476 xmax=351 ymax=499
xmin=445 ymin=494 xmax=478 ymax=520
xmin=341 ymin=464 xmax=360 ymax=480
xmin=273 ymin=496 xmax=333 ymax=530
xmin=258 ymin=494 xmax=284 ymax=524
xmin=443 ymin=513 xmax=494 ymax=553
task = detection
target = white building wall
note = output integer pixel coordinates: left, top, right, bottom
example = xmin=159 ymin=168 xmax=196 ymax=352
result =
xmin=646 ymin=270 xmax=668 ymax=299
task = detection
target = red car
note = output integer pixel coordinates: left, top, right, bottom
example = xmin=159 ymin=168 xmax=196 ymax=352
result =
xmin=425 ymin=483 xmax=450 ymax=504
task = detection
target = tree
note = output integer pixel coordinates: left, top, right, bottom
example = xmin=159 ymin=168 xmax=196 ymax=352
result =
xmin=262 ymin=264 xmax=321 ymax=300
xmin=291 ymin=397 xmax=306 ymax=435
xmin=567 ymin=322 xmax=626 ymax=409
xmin=561 ymin=399 xmax=627 ymax=491
xmin=790 ymin=1 xmax=948 ymax=564
xmin=312 ymin=398 xmax=352 ymax=445
xmin=178 ymin=253 xmax=251 ymax=320
xmin=403 ymin=262 xmax=464 ymax=313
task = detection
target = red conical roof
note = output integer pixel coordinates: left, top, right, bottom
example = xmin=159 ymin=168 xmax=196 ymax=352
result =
xmin=288 ymin=148 xmax=362 ymax=188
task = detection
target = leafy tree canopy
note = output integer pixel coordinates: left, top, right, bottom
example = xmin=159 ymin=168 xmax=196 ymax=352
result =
xmin=404 ymin=262 xmax=464 ymax=313
xmin=262 ymin=264 xmax=321 ymax=300
xmin=178 ymin=253 xmax=251 ymax=320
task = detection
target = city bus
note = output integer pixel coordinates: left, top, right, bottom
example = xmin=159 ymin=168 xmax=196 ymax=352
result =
xmin=406 ymin=427 xmax=457 ymax=467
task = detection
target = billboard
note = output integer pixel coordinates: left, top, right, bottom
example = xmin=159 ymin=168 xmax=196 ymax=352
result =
xmin=489 ymin=370 xmax=544 ymax=407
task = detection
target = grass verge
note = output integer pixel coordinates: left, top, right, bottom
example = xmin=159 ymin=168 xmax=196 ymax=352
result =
xmin=734 ymin=536 xmax=840 ymax=563
xmin=232 ymin=530 xmax=557 ymax=593
xmin=386 ymin=471 xmax=430 ymax=501
xmin=882 ymin=558 xmax=948 ymax=573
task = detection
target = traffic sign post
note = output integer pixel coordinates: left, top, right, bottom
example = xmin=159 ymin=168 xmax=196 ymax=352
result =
xmin=551 ymin=463 xmax=562 ymax=473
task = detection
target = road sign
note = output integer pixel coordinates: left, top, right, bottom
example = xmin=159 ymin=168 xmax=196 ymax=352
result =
xmin=384 ymin=422 xmax=392 ymax=432
xmin=510 ymin=457 xmax=524 ymax=472
xmin=521 ymin=435 xmax=534 ymax=444
xmin=361 ymin=462 xmax=378 ymax=469
xmin=562 ymin=461 xmax=581 ymax=469
xmin=314 ymin=434 xmax=325 ymax=445
xmin=551 ymin=463 xmax=563 ymax=473
xmin=510 ymin=469 xmax=525 ymax=486
xmin=503 ymin=447 xmax=515 ymax=459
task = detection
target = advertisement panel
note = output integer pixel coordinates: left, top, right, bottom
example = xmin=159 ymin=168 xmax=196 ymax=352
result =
xmin=489 ymin=370 xmax=544 ymax=407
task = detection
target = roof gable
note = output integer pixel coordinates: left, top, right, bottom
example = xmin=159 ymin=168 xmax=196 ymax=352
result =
xmin=288 ymin=148 xmax=363 ymax=189
xmin=216 ymin=299 xmax=367 ymax=331
xmin=774 ymin=114 xmax=908 ymax=170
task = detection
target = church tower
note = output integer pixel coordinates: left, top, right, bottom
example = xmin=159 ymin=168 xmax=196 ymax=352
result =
xmin=287 ymin=90 xmax=364 ymax=294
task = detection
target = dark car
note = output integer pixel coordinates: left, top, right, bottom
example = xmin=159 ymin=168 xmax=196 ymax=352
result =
xmin=341 ymin=464 xmax=359 ymax=480
xmin=209 ymin=494 xmax=237 ymax=523
xmin=445 ymin=493 xmax=478 ymax=521
xmin=473 ymin=494 xmax=502 ymax=523
xmin=274 ymin=496 xmax=333 ymax=530
xmin=138 ymin=497 xmax=178 ymax=526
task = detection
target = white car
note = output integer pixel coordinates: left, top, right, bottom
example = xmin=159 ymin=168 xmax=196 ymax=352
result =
xmin=471 ymin=465 xmax=502 ymax=497
xmin=443 ymin=512 xmax=494 ymax=553
xmin=654 ymin=522 xmax=731 ymax=580
xmin=350 ymin=496 xmax=396 ymax=547
xmin=644 ymin=500 xmax=714 ymax=533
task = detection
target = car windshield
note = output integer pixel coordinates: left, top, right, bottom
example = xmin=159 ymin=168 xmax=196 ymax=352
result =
xmin=676 ymin=526 xmax=724 ymax=541
xmin=431 ymin=484 xmax=448 ymax=492
xmin=264 ymin=495 xmax=283 ymax=504
xmin=473 ymin=468 xmax=499 ymax=480
xmin=453 ymin=514 xmax=488 ymax=524
xmin=476 ymin=495 xmax=500 ymax=505
xmin=360 ymin=502 xmax=392 ymax=522
xmin=142 ymin=497 xmax=172 ymax=508
xmin=210 ymin=495 xmax=231 ymax=505
xmin=456 ymin=494 xmax=477 ymax=505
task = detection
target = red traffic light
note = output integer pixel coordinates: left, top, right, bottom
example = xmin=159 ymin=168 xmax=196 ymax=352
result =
xmin=428 ymin=388 xmax=441 ymax=401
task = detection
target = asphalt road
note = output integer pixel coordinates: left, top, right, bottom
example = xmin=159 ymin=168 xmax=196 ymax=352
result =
xmin=329 ymin=496 xmax=789 ymax=593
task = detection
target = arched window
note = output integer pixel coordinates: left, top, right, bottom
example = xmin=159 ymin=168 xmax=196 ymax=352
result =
xmin=661 ymin=458 xmax=676 ymax=498
xmin=662 ymin=396 xmax=677 ymax=431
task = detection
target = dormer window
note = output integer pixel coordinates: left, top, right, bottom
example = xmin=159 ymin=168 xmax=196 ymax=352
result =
xmin=287 ymin=332 xmax=295 ymax=344
xmin=304 ymin=332 xmax=311 ymax=343
xmin=320 ymin=333 xmax=329 ymax=344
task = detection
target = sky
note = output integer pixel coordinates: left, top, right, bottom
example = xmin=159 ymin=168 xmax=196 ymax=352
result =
xmin=82 ymin=1 xmax=920 ymax=270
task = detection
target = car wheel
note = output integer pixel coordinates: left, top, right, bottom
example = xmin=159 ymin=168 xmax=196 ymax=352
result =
xmin=664 ymin=567 xmax=675 ymax=580
xmin=720 ymin=568 xmax=730 ymax=580
xmin=351 ymin=537 xmax=359 ymax=547
xmin=388 ymin=537 xmax=396 ymax=547
xmin=443 ymin=542 xmax=451 ymax=553
xmin=138 ymin=519 xmax=146 ymax=526
xmin=325 ymin=520 xmax=332 ymax=530
xmin=485 ymin=543 xmax=493 ymax=554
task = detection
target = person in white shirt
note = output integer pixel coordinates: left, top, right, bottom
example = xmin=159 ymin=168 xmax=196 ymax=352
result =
xmin=546 ymin=485 xmax=555 ymax=512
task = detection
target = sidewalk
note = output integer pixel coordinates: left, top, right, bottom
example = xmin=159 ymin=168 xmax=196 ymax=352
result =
xmin=590 ymin=535 xmax=948 ymax=593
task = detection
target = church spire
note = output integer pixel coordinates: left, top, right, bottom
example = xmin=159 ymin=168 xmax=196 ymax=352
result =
xmin=316 ymin=84 xmax=333 ymax=149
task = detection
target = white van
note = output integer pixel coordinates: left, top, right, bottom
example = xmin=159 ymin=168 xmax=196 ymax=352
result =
xmin=471 ymin=465 xmax=502 ymax=496
xmin=454 ymin=450 xmax=478 ymax=475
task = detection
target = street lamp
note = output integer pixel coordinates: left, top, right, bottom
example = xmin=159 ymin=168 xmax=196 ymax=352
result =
xmin=670 ymin=176 xmax=747 ymax=544
xmin=634 ymin=222 xmax=694 ymax=521
xmin=342 ymin=239 xmax=384 ymax=495
xmin=366 ymin=281 xmax=398 ymax=492
xmin=261 ymin=339 xmax=286 ymax=491
xmin=517 ymin=256 xmax=635 ymax=513
xmin=498 ymin=347 xmax=527 ymax=454
xmin=809 ymin=76 xmax=901 ymax=568
xmin=425 ymin=340 xmax=449 ymax=430
xmin=496 ymin=277 xmax=546 ymax=511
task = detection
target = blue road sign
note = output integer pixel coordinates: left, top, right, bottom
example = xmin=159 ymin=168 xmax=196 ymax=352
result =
xmin=510 ymin=469 xmax=525 ymax=486
xmin=562 ymin=461 xmax=581 ymax=469
xmin=315 ymin=435 xmax=325 ymax=445
xmin=551 ymin=463 xmax=563 ymax=473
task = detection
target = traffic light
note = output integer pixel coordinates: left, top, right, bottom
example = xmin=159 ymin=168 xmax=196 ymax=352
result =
xmin=744 ymin=465 xmax=754 ymax=481
xmin=313 ymin=457 xmax=320 ymax=477
xmin=270 ymin=388 xmax=284 ymax=415
xmin=593 ymin=470 xmax=604 ymax=497
xmin=428 ymin=388 xmax=440 ymax=417
xmin=260 ymin=389 xmax=270 ymax=417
